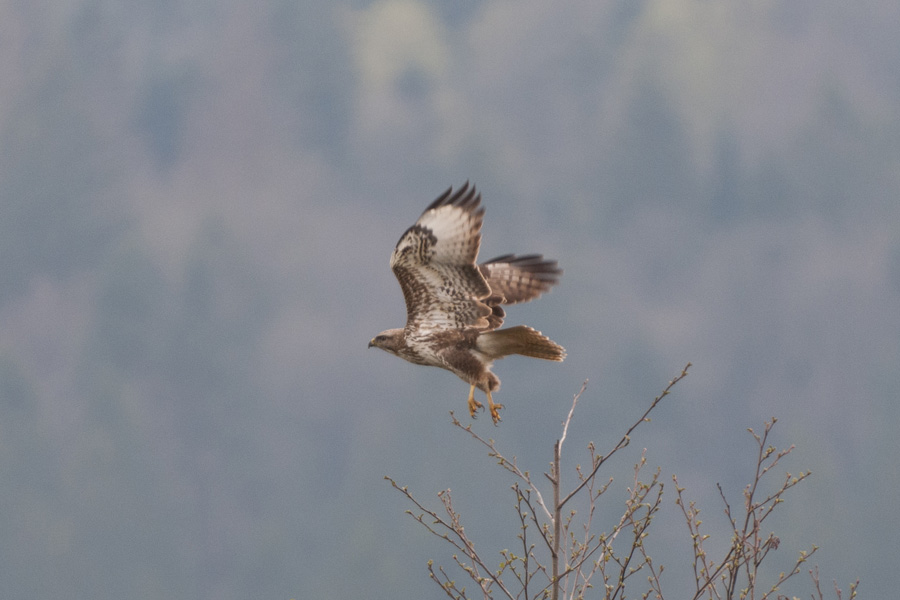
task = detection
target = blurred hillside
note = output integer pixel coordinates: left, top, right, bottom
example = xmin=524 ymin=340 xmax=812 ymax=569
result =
xmin=1 ymin=1 xmax=898 ymax=598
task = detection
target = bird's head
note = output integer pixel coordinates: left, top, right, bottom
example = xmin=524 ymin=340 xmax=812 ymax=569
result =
xmin=368 ymin=328 xmax=405 ymax=356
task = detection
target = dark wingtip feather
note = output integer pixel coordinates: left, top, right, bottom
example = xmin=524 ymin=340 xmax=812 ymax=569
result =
xmin=481 ymin=254 xmax=562 ymax=275
xmin=423 ymin=182 xmax=482 ymax=217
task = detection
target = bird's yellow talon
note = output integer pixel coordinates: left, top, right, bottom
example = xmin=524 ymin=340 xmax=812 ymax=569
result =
xmin=469 ymin=400 xmax=483 ymax=418
xmin=467 ymin=385 xmax=483 ymax=418
xmin=487 ymin=392 xmax=503 ymax=425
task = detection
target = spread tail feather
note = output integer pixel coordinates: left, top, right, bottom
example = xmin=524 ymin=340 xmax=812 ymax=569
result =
xmin=476 ymin=326 xmax=566 ymax=361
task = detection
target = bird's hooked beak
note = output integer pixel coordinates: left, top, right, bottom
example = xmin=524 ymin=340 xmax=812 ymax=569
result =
xmin=367 ymin=338 xmax=375 ymax=348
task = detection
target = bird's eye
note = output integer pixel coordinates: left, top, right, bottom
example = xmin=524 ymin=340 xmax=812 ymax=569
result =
xmin=376 ymin=335 xmax=386 ymax=342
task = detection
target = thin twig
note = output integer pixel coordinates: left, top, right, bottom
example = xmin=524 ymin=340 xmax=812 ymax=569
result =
xmin=450 ymin=412 xmax=555 ymax=524
xmin=559 ymin=380 xmax=588 ymax=453
xmin=560 ymin=363 xmax=691 ymax=510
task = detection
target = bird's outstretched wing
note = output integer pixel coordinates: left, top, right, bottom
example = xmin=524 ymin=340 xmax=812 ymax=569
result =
xmin=390 ymin=183 xmax=493 ymax=333
xmin=478 ymin=254 xmax=562 ymax=330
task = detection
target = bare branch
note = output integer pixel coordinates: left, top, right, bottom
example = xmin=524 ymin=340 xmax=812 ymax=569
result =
xmin=450 ymin=412 xmax=555 ymax=524
xmin=386 ymin=365 xmax=853 ymax=600
xmin=559 ymin=363 xmax=691 ymax=510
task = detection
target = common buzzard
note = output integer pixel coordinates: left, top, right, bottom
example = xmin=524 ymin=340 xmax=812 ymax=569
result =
xmin=368 ymin=183 xmax=565 ymax=424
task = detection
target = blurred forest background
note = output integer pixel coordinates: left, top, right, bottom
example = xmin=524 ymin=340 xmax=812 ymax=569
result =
xmin=1 ymin=0 xmax=898 ymax=598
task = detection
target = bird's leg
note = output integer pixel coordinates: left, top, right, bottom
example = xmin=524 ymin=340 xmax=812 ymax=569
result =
xmin=487 ymin=391 xmax=504 ymax=425
xmin=467 ymin=384 xmax=483 ymax=418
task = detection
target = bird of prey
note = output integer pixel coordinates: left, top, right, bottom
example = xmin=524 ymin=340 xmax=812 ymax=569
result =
xmin=368 ymin=183 xmax=565 ymax=424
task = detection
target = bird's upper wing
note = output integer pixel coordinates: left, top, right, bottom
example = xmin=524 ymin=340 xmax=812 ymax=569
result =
xmin=390 ymin=183 xmax=493 ymax=333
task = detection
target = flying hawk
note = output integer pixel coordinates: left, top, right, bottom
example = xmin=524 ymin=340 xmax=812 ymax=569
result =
xmin=368 ymin=183 xmax=565 ymax=424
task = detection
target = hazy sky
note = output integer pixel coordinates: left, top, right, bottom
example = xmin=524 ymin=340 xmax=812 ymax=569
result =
xmin=1 ymin=1 xmax=897 ymax=598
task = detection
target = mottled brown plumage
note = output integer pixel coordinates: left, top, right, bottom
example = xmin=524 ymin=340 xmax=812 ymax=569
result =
xmin=368 ymin=183 xmax=565 ymax=424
